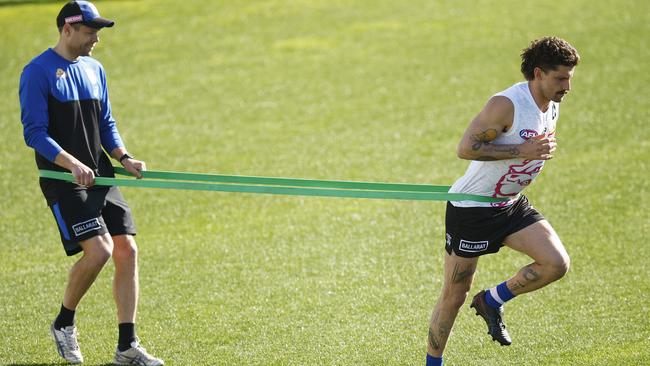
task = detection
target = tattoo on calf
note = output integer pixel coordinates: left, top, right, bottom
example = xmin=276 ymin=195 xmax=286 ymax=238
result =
xmin=510 ymin=281 xmax=527 ymax=291
xmin=428 ymin=323 xmax=451 ymax=351
xmin=523 ymin=266 xmax=541 ymax=282
xmin=428 ymin=327 xmax=441 ymax=350
xmin=438 ymin=323 xmax=450 ymax=339
xmin=428 ymin=311 xmax=441 ymax=350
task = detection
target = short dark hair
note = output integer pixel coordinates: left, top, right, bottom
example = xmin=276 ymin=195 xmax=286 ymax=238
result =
xmin=520 ymin=37 xmax=580 ymax=80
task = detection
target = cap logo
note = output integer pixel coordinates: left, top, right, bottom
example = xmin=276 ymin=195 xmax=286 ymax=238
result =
xmin=64 ymin=15 xmax=83 ymax=23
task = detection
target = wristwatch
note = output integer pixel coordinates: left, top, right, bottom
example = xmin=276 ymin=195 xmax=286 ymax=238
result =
xmin=118 ymin=153 xmax=133 ymax=164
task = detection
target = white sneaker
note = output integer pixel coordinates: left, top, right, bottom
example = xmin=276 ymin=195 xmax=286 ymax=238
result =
xmin=114 ymin=339 xmax=164 ymax=365
xmin=50 ymin=323 xmax=84 ymax=364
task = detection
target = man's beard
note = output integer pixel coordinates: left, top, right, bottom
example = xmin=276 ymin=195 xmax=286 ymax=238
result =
xmin=552 ymin=91 xmax=567 ymax=103
xmin=77 ymin=44 xmax=94 ymax=57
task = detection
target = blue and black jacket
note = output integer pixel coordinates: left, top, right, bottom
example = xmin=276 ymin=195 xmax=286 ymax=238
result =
xmin=19 ymin=48 xmax=124 ymax=203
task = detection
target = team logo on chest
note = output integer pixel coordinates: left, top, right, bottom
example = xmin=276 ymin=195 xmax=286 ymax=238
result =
xmin=56 ymin=68 xmax=66 ymax=79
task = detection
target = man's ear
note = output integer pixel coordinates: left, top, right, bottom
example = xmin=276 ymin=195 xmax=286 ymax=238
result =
xmin=533 ymin=67 xmax=544 ymax=80
xmin=61 ymin=23 xmax=73 ymax=37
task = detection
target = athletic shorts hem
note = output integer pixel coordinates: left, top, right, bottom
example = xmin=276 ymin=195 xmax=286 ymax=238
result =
xmin=444 ymin=195 xmax=545 ymax=258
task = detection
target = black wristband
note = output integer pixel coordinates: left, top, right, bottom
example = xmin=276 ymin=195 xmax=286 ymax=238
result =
xmin=118 ymin=153 xmax=133 ymax=163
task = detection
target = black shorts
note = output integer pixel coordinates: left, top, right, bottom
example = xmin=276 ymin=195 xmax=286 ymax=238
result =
xmin=445 ymin=195 xmax=544 ymax=258
xmin=48 ymin=186 xmax=136 ymax=256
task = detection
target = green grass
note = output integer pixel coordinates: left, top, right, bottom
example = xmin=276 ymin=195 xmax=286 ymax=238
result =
xmin=1 ymin=0 xmax=649 ymax=365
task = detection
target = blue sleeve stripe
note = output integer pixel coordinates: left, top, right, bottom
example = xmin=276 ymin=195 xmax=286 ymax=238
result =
xmin=52 ymin=203 xmax=71 ymax=240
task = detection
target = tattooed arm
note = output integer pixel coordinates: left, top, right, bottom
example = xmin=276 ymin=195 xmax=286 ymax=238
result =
xmin=457 ymin=96 xmax=556 ymax=161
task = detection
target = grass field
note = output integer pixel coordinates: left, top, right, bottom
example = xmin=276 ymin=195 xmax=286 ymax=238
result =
xmin=1 ymin=0 xmax=648 ymax=365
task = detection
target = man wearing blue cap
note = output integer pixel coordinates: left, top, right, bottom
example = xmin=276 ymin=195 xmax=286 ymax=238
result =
xmin=19 ymin=1 xmax=163 ymax=364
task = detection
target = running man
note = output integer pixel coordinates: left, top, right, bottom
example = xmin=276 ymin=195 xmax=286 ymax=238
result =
xmin=425 ymin=37 xmax=580 ymax=366
xmin=19 ymin=1 xmax=163 ymax=364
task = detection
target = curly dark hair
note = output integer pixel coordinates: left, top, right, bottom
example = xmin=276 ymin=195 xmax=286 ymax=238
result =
xmin=520 ymin=37 xmax=580 ymax=80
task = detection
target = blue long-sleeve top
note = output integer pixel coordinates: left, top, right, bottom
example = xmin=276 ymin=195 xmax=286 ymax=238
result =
xmin=19 ymin=48 xmax=124 ymax=174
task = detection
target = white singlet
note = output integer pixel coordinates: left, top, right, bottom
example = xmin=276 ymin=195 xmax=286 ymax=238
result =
xmin=449 ymin=81 xmax=559 ymax=208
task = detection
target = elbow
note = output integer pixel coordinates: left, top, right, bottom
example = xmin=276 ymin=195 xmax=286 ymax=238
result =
xmin=24 ymin=130 xmax=61 ymax=162
xmin=24 ymin=130 xmax=38 ymax=150
xmin=456 ymin=144 xmax=474 ymax=160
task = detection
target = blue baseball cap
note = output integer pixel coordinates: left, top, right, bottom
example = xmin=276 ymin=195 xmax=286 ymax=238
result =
xmin=56 ymin=1 xmax=114 ymax=29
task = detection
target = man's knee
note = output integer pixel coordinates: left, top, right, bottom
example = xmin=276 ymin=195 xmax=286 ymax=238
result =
xmin=547 ymin=249 xmax=570 ymax=281
xmin=81 ymin=235 xmax=113 ymax=267
xmin=441 ymin=285 xmax=471 ymax=309
xmin=555 ymin=254 xmax=570 ymax=279
xmin=112 ymin=235 xmax=138 ymax=261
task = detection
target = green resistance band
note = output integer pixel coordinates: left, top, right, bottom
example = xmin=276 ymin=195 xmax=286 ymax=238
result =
xmin=38 ymin=168 xmax=509 ymax=203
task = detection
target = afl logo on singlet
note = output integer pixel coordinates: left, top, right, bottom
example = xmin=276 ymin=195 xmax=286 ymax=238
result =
xmin=519 ymin=129 xmax=538 ymax=140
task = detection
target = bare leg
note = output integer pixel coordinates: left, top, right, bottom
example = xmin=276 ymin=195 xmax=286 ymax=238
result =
xmin=62 ymin=234 xmax=114 ymax=310
xmin=503 ymin=220 xmax=570 ymax=295
xmin=427 ymin=253 xmax=479 ymax=357
xmin=112 ymin=234 xmax=139 ymax=324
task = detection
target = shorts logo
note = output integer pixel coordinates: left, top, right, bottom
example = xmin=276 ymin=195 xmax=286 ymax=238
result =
xmin=519 ymin=129 xmax=538 ymax=140
xmin=459 ymin=239 xmax=489 ymax=253
xmin=72 ymin=218 xmax=101 ymax=236
xmin=445 ymin=233 xmax=452 ymax=247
